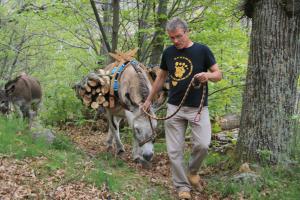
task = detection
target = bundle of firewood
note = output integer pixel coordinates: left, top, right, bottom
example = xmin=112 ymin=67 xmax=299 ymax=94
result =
xmin=75 ymin=69 xmax=111 ymax=109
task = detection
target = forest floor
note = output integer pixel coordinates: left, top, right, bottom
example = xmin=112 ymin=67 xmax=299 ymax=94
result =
xmin=0 ymin=118 xmax=223 ymax=200
xmin=59 ymin=120 xmax=219 ymax=200
xmin=1 ymin=117 xmax=299 ymax=200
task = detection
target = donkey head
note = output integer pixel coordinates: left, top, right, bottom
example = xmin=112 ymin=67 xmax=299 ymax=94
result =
xmin=126 ymin=109 xmax=157 ymax=162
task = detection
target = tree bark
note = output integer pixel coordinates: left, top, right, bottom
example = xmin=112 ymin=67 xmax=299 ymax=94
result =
xmin=237 ymin=0 xmax=300 ymax=164
xmin=90 ymin=0 xmax=111 ymax=53
xmin=149 ymin=0 xmax=168 ymax=65
xmin=137 ymin=0 xmax=151 ymax=61
xmin=111 ymin=0 xmax=120 ymax=53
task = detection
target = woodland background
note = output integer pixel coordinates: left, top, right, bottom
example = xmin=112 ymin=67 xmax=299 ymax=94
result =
xmin=0 ymin=0 xmax=299 ymax=199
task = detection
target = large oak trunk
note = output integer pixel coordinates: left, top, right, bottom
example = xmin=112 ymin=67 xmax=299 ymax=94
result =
xmin=237 ymin=0 xmax=300 ymax=164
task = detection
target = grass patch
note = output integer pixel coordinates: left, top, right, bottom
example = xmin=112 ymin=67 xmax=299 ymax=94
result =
xmin=154 ymin=142 xmax=167 ymax=153
xmin=0 ymin=116 xmax=172 ymax=199
xmin=87 ymin=152 xmax=173 ymax=199
xmin=205 ymin=153 xmax=300 ymax=200
xmin=0 ymin=117 xmax=50 ymax=158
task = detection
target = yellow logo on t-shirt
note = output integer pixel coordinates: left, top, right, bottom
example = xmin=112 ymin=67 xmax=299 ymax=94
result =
xmin=171 ymin=56 xmax=193 ymax=86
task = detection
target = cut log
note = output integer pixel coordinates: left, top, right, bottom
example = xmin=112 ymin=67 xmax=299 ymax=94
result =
xmin=91 ymin=89 xmax=96 ymax=95
xmin=85 ymin=93 xmax=92 ymax=99
xmin=103 ymin=76 xmax=111 ymax=85
xmin=91 ymin=102 xmax=99 ymax=109
xmin=88 ymin=80 xmax=98 ymax=87
xmin=96 ymin=95 xmax=106 ymax=104
xmin=99 ymin=77 xmax=106 ymax=85
xmin=101 ymin=85 xmax=110 ymax=94
xmin=84 ymin=84 xmax=91 ymax=93
xmin=98 ymin=76 xmax=110 ymax=86
xmin=98 ymin=69 xmax=106 ymax=75
xmin=87 ymin=72 xmax=100 ymax=80
xmin=96 ymin=87 xmax=101 ymax=93
xmin=78 ymin=88 xmax=85 ymax=97
xmin=83 ymin=95 xmax=92 ymax=106
xmin=102 ymin=101 xmax=109 ymax=107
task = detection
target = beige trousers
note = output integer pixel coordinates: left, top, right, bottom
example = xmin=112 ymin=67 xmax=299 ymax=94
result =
xmin=165 ymin=104 xmax=211 ymax=192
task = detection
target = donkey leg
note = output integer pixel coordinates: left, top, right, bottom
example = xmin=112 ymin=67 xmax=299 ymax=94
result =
xmin=20 ymin=103 xmax=31 ymax=127
xmin=106 ymin=114 xmax=124 ymax=154
xmin=31 ymin=100 xmax=40 ymax=118
xmin=112 ymin=116 xmax=125 ymax=154
xmin=13 ymin=100 xmax=24 ymax=118
xmin=106 ymin=112 xmax=115 ymax=152
xmin=29 ymin=100 xmax=41 ymax=128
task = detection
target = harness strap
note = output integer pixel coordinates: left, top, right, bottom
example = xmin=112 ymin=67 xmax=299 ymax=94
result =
xmin=109 ymin=62 xmax=129 ymax=108
xmin=137 ymin=116 xmax=157 ymax=147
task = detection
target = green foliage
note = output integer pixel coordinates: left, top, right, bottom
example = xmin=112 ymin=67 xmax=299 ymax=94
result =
xmin=39 ymin=75 xmax=85 ymax=125
xmin=291 ymin=114 xmax=300 ymax=161
xmin=87 ymin=152 xmax=172 ymax=199
xmin=190 ymin=0 xmax=249 ymax=117
xmin=0 ymin=115 xmax=172 ymax=199
xmin=0 ymin=0 xmax=249 ymax=125
xmin=154 ymin=142 xmax=167 ymax=153
xmin=51 ymin=133 xmax=74 ymax=151
xmin=206 ymin=156 xmax=300 ymax=199
xmin=212 ymin=122 xmax=222 ymax=133
xmin=203 ymin=152 xmax=229 ymax=167
xmin=257 ymin=149 xmax=273 ymax=166
xmin=0 ymin=116 xmax=50 ymax=158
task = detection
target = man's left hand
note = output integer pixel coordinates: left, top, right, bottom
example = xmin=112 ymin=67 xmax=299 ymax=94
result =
xmin=194 ymin=72 xmax=209 ymax=83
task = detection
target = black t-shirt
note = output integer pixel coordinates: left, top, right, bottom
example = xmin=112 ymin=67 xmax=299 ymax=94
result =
xmin=160 ymin=42 xmax=216 ymax=107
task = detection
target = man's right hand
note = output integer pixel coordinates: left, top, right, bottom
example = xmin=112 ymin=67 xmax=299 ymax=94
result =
xmin=142 ymin=99 xmax=152 ymax=112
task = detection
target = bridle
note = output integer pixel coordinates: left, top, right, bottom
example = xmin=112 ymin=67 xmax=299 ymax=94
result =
xmin=135 ymin=116 xmax=157 ymax=147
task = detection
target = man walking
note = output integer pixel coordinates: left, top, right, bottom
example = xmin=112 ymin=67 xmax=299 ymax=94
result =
xmin=143 ymin=17 xmax=222 ymax=199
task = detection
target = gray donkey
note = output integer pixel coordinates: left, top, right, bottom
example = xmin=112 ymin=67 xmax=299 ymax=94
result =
xmin=0 ymin=73 xmax=42 ymax=127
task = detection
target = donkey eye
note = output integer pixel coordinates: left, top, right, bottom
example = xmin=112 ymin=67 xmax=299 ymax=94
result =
xmin=135 ymin=128 xmax=141 ymax=135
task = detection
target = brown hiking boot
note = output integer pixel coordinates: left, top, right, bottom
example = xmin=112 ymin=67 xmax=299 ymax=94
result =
xmin=178 ymin=191 xmax=191 ymax=199
xmin=188 ymin=174 xmax=203 ymax=192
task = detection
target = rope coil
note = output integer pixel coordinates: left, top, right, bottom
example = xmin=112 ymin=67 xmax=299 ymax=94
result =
xmin=142 ymin=76 xmax=206 ymax=122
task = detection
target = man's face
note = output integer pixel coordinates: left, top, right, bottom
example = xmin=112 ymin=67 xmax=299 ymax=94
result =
xmin=167 ymin=28 xmax=189 ymax=49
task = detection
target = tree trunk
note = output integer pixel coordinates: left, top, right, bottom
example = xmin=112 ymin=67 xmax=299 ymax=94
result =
xmin=236 ymin=0 xmax=300 ymax=164
xmin=149 ymin=0 xmax=168 ymax=65
xmin=111 ymin=0 xmax=120 ymax=53
xmin=137 ymin=0 xmax=151 ymax=61
xmin=90 ymin=0 xmax=111 ymax=53
xmin=100 ymin=0 xmax=112 ymax=56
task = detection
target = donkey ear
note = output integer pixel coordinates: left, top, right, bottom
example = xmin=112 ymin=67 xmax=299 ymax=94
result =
xmin=5 ymin=84 xmax=15 ymax=96
xmin=124 ymin=92 xmax=138 ymax=112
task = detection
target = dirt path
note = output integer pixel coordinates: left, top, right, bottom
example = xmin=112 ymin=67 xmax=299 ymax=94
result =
xmin=0 ymin=120 xmax=220 ymax=200
xmin=60 ymin=122 xmax=215 ymax=200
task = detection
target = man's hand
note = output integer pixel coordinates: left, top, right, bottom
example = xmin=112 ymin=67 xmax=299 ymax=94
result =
xmin=194 ymin=72 xmax=209 ymax=83
xmin=142 ymin=99 xmax=152 ymax=112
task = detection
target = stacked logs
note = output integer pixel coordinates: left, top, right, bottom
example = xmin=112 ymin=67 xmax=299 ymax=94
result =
xmin=75 ymin=69 xmax=111 ymax=109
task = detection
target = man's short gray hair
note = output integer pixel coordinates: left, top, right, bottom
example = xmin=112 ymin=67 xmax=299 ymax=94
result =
xmin=166 ymin=17 xmax=188 ymax=32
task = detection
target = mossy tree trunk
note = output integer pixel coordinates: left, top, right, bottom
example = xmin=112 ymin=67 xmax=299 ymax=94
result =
xmin=237 ymin=0 xmax=300 ymax=164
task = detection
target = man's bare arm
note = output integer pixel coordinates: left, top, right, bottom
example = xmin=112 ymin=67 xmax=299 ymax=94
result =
xmin=194 ymin=64 xmax=222 ymax=83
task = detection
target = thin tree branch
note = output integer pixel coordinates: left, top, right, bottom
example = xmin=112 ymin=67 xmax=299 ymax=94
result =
xmin=90 ymin=0 xmax=111 ymax=52
xmin=208 ymin=84 xmax=245 ymax=96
